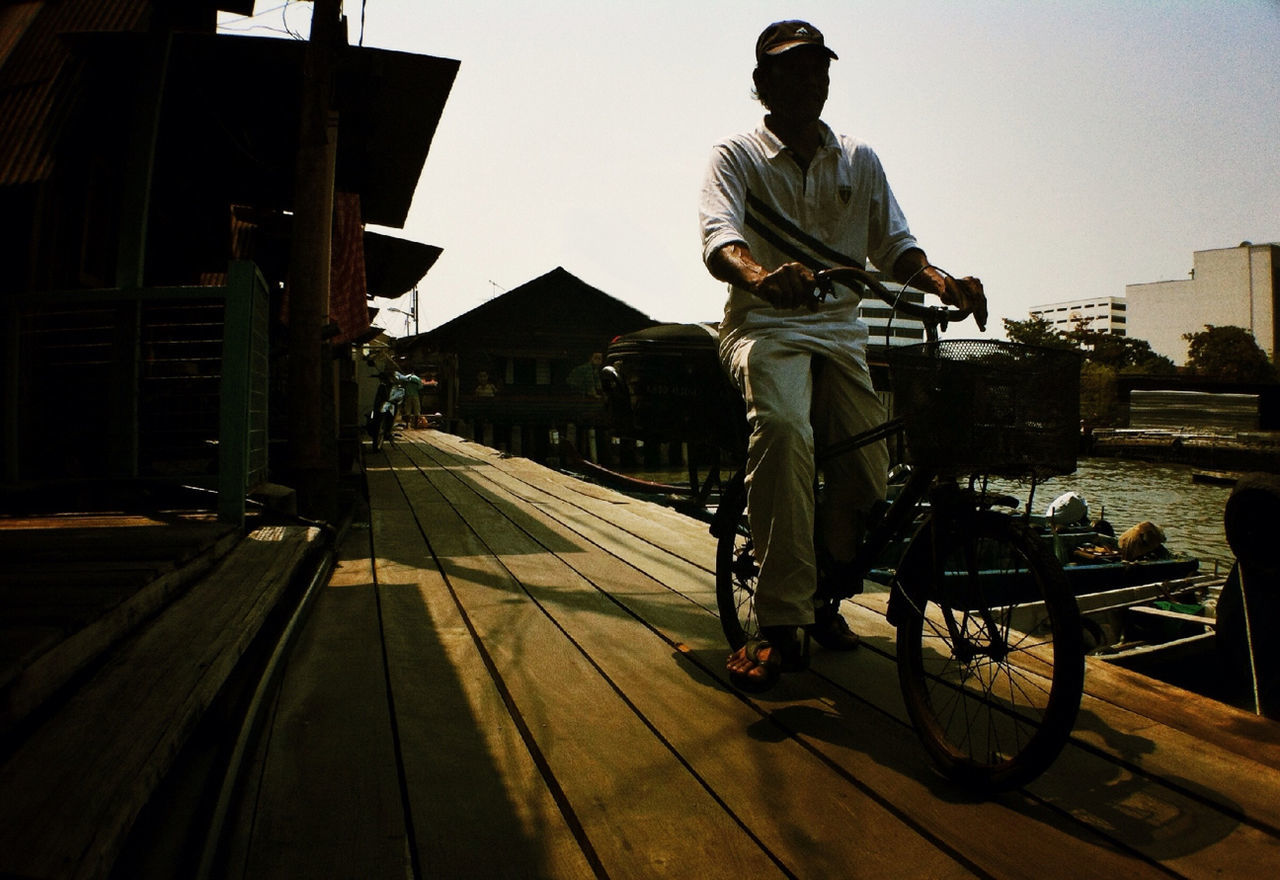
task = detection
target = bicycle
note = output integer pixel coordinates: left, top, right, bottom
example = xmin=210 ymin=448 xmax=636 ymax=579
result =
xmin=711 ymin=265 xmax=1085 ymax=792
xmin=366 ymin=374 xmax=406 ymax=452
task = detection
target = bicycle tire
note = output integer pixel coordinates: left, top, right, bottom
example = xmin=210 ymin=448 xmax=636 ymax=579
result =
xmin=893 ymin=509 xmax=1084 ymax=792
xmin=715 ymin=489 xmax=759 ymax=651
xmin=370 ymin=412 xmax=389 ymax=452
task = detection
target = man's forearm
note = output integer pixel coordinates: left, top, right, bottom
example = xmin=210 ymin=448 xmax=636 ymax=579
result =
xmin=708 ymin=243 xmax=822 ymax=310
xmin=891 ymin=247 xmax=989 ymax=330
xmin=707 ymin=243 xmax=770 ymax=291
xmin=891 ymin=248 xmax=930 ymax=284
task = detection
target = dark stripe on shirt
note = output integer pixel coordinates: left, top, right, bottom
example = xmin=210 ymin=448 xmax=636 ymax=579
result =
xmin=746 ymin=190 xmax=862 ymax=267
xmin=745 ymin=211 xmax=867 ymax=297
xmin=745 ymin=213 xmax=829 ymax=272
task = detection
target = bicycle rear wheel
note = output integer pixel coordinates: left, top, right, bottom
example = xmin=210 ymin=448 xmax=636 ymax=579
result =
xmin=894 ymin=510 xmax=1083 ymax=792
xmin=715 ymin=488 xmax=759 ymax=651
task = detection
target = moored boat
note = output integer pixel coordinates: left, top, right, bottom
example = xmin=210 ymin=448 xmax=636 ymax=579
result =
xmin=1192 ymin=469 xmax=1243 ymax=486
xmin=866 ymin=490 xmax=1201 ymax=597
xmin=1032 ymin=515 xmax=1200 ymax=592
xmin=1073 ymin=572 xmax=1220 ymax=665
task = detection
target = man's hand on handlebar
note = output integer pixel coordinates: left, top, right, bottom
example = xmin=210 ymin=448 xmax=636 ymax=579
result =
xmin=753 ymin=261 xmax=821 ymax=311
xmin=918 ymin=266 xmax=988 ymax=332
xmin=709 ymin=243 xmax=988 ymax=328
xmin=706 ymin=245 xmax=821 ymax=311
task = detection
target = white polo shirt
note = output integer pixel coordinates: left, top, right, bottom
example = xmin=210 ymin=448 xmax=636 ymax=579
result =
xmin=700 ymin=120 xmax=919 ymax=359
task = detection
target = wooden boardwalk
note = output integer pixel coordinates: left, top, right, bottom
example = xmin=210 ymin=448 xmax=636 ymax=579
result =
xmin=0 ymin=511 xmax=239 ymax=735
xmin=222 ymin=429 xmax=1280 ymax=879
xmin=0 ymin=519 xmax=326 ymax=880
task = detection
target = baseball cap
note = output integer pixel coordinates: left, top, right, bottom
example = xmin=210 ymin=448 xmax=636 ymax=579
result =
xmin=755 ymin=20 xmax=838 ymax=64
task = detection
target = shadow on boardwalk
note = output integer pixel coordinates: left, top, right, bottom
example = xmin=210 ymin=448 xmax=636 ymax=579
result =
xmin=217 ymin=429 xmax=1280 ymax=878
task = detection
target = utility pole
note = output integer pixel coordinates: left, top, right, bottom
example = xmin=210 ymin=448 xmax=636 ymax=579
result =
xmin=287 ymin=0 xmax=342 ymax=519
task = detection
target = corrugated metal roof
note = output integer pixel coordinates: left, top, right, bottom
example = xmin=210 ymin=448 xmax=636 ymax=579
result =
xmin=0 ymin=0 xmax=168 ymax=187
xmin=150 ymin=32 xmax=458 ymax=228
xmin=0 ymin=4 xmax=42 ymax=70
xmin=2 ymin=4 xmax=460 ymax=231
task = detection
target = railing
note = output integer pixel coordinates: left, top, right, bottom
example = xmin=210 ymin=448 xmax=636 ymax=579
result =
xmin=3 ymin=261 xmax=270 ymax=524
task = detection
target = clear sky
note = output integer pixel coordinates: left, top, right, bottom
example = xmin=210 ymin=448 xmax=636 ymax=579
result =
xmin=223 ymin=1 xmax=1280 ymax=339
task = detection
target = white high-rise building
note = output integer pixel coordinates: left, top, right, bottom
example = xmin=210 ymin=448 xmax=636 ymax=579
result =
xmin=1126 ymin=243 xmax=1277 ymax=365
xmin=858 ymin=271 xmax=928 ymax=347
xmin=1028 ymin=297 xmax=1127 ymax=335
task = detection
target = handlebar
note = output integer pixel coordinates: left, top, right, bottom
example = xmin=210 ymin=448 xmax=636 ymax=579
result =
xmin=815 ymin=265 xmax=973 ymax=341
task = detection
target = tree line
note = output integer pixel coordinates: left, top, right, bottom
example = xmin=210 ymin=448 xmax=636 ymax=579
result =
xmin=1002 ymin=316 xmax=1278 ymax=427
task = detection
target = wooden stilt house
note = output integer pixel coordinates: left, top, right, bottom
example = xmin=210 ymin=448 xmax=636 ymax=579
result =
xmin=395 ymin=267 xmax=657 ymax=464
xmin=0 ymin=0 xmax=457 ymax=522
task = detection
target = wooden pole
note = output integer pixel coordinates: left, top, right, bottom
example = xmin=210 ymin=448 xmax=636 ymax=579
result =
xmin=287 ymin=0 xmax=342 ymax=520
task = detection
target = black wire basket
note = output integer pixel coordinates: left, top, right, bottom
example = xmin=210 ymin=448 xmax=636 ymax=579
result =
xmin=885 ymin=340 xmax=1081 ymax=479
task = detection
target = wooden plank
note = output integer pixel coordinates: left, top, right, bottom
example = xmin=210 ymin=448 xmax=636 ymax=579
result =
xmin=403 ymin=435 xmax=719 ymax=604
xmin=404 ymin=445 xmax=728 ymax=667
xmin=389 ymin=452 xmax=793 ymax=877
xmin=401 ymin=446 xmax=1094 ymax=876
xmin=1126 ymin=604 xmax=1217 ymax=628
xmin=0 ymin=525 xmax=320 ymax=880
xmin=397 ymin=438 xmax=1173 ymax=879
xmin=851 ymin=590 xmax=1280 ymax=775
xmin=228 ymin=525 xmax=409 ymax=879
xmin=0 ymin=514 xmax=221 ymax=531
xmin=388 ymin=444 xmax=983 ymax=879
xmin=187 ymin=430 xmax=1280 ymax=880
xmin=0 ymin=521 xmax=234 ymax=563
xmin=1 ymin=561 xmax=178 ymax=578
xmin=427 ymin=430 xmax=718 ymax=566
xmin=442 ymin=432 xmax=1280 ymax=864
xmin=0 ymin=582 xmax=144 ymax=621
xmin=0 ymin=527 xmax=241 ymax=732
xmin=1097 ymin=631 xmax=1218 ymax=672
xmin=1082 ymin=652 xmax=1280 ymax=766
xmin=0 ymin=626 xmax=61 ymax=667
xmin=846 ymin=592 xmax=1280 ymax=874
xmin=366 ymin=460 xmax=597 ymax=879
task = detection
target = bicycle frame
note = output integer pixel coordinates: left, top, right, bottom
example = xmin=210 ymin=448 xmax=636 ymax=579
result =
xmin=713 ymin=267 xmax=1084 ymax=791
xmin=814 ymin=416 xmax=925 ymax=564
xmin=712 ymin=264 xmax=974 ymax=604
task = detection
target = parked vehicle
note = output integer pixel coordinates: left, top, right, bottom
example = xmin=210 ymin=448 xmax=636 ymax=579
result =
xmin=601 ymin=322 xmax=745 ymax=507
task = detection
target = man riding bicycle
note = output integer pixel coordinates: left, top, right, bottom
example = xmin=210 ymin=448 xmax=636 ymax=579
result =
xmin=700 ymin=20 xmax=988 ymax=690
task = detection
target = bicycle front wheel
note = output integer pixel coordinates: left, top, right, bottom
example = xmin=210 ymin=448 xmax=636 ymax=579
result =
xmin=894 ymin=510 xmax=1084 ymax=792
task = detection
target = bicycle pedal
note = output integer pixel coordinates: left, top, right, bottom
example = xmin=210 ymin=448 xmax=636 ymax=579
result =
xmin=867 ymin=498 xmax=892 ymax=529
xmin=817 ymin=559 xmax=863 ymax=601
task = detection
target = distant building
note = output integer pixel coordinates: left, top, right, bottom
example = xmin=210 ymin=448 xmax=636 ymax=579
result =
xmin=395 ymin=267 xmax=657 ymax=461
xmin=857 ymin=271 xmax=929 ymax=347
xmin=1126 ymin=243 xmax=1278 ymax=365
xmin=1028 ymin=297 xmax=1127 ymax=335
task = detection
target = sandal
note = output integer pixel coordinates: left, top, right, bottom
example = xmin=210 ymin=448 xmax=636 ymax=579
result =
xmin=727 ymin=626 xmax=809 ymax=693
xmin=807 ymin=603 xmax=861 ymax=651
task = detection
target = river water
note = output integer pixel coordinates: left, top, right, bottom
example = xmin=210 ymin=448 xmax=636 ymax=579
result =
xmin=612 ymin=456 xmax=1238 ymax=573
xmin=996 ymin=458 xmax=1234 ymax=574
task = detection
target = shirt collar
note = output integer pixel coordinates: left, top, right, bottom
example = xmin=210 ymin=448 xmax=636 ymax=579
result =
xmin=756 ymin=119 xmax=837 ymax=159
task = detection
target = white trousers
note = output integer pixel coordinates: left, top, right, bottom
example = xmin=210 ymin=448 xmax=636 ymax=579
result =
xmin=722 ymin=332 xmax=888 ymax=627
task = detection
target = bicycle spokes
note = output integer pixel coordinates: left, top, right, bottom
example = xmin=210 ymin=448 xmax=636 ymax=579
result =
xmin=896 ymin=511 xmax=1083 ymax=791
